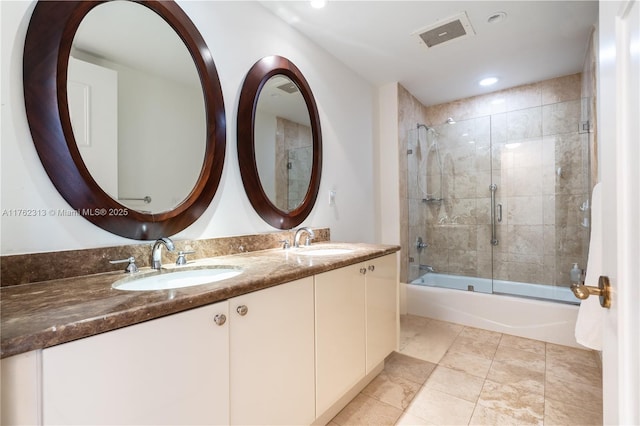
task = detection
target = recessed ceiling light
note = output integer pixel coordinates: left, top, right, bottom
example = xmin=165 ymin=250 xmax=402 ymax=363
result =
xmin=479 ymin=77 xmax=499 ymax=86
xmin=310 ymin=0 xmax=327 ymax=9
xmin=487 ymin=12 xmax=507 ymax=24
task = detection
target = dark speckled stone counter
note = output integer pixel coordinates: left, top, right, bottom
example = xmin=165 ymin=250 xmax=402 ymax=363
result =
xmin=1 ymin=242 xmax=399 ymax=358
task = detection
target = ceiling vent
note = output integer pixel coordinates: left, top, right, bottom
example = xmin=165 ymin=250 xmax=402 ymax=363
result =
xmin=414 ymin=12 xmax=475 ymax=48
xmin=276 ymin=81 xmax=299 ymax=94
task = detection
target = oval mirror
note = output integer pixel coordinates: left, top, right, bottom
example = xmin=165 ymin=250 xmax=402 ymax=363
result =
xmin=237 ymin=56 xmax=322 ymax=229
xmin=23 ymin=0 xmax=225 ymax=240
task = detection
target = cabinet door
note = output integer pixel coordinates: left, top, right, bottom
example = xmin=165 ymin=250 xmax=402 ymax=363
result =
xmin=315 ymin=263 xmax=366 ymax=415
xmin=1 ymin=351 xmax=41 ymax=425
xmin=366 ymin=253 xmax=398 ymax=373
xmin=229 ymin=277 xmax=315 ymax=425
xmin=42 ymin=301 xmax=229 ymax=425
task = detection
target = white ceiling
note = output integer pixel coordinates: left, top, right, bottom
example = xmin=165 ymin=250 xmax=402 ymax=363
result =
xmin=259 ymin=1 xmax=599 ymax=107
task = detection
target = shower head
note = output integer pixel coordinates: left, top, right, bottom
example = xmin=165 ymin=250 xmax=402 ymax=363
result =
xmin=417 ymin=123 xmax=435 ymax=132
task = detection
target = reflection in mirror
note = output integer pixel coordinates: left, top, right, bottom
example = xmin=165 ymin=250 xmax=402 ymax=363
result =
xmin=23 ymin=0 xmax=226 ymax=240
xmin=237 ymin=55 xmax=322 ymax=230
xmin=255 ymin=75 xmax=312 ymax=212
xmin=68 ymin=1 xmax=205 ymax=213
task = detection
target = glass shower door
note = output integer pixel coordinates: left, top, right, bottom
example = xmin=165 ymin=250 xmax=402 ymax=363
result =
xmin=489 ymin=99 xmax=590 ymax=301
xmin=407 ymin=116 xmax=493 ymax=293
xmin=407 ymin=98 xmax=590 ymax=303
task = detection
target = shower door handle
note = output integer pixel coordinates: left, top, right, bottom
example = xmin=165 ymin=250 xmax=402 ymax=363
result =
xmin=490 ymin=184 xmax=499 ymax=246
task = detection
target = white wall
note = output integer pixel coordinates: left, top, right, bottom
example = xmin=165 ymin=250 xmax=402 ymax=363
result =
xmin=374 ymin=82 xmax=400 ymax=245
xmin=0 ymin=1 xmax=376 ymax=254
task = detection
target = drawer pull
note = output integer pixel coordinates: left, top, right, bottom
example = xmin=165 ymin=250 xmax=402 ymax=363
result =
xmin=213 ymin=314 xmax=226 ymax=326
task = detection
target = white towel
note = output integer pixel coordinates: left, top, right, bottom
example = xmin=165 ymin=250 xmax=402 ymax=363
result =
xmin=574 ymin=182 xmax=603 ymax=350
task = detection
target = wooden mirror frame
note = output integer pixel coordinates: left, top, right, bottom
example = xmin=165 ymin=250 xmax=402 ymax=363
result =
xmin=237 ymin=56 xmax=322 ymax=229
xmin=23 ymin=0 xmax=226 ymax=240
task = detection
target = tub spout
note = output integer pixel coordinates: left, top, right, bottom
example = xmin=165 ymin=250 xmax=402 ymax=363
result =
xmin=419 ymin=264 xmax=435 ymax=273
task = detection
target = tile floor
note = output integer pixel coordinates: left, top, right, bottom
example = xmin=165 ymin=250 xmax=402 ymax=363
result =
xmin=330 ymin=314 xmax=603 ymax=426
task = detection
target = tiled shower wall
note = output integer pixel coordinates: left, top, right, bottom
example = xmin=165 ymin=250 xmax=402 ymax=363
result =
xmin=400 ymin=73 xmax=592 ymax=288
xmin=275 ymin=117 xmax=312 ymax=210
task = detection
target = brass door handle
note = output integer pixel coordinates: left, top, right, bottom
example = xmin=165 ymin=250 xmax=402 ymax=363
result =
xmin=570 ymin=276 xmax=611 ymax=308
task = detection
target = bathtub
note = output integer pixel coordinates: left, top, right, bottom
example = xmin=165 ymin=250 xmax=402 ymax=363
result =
xmin=404 ymin=273 xmax=582 ymax=348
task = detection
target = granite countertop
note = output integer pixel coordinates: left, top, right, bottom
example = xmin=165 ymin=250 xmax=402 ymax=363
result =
xmin=1 ymin=242 xmax=399 ymax=359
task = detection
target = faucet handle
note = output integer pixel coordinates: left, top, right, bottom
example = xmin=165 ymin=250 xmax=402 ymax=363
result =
xmin=109 ymin=256 xmax=138 ymax=273
xmin=280 ymin=240 xmax=290 ymax=250
xmin=175 ymin=250 xmax=196 ymax=265
xmin=304 ymin=235 xmax=314 ymax=246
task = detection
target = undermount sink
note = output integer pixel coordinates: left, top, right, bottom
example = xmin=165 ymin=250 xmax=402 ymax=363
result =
xmin=294 ymin=248 xmax=354 ymax=256
xmin=112 ymin=267 xmax=242 ymax=291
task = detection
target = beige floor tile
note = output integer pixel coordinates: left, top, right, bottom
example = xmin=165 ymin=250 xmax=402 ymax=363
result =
xmin=400 ymin=314 xmax=432 ymax=331
xmin=470 ymin=404 xmax=542 ymax=426
xmin=423 ymin=366 xmax=484 ymax=403
xmin=448 ymin=335 xmax=500 ymax=360
xmin=399 ymin=315 xmax=430 ymax=350
xmin=476 ymin=379 xmax=545 ymax=424
xmin=545 ymin=373 xmax=603 ymax=411
xmin=493 ymin=345 xmax=546 ymax=373
xmin=499 ymin=334 xmax=546 ymax=356
xmin=544 ymin=396 xmax=603 ymax=425
xmin=394 ymin=411 xmax=427 ymax=425
xmin=546 ymin=343 xmax=599 ymax=369
xmin=459 ymin=326 xmax=502 ymax=345
xmin=406 ymin=387 xmax=476 ymax=426
xmin=383 ymin=352 xmax=437 ymax=385
xmin=439 ymin=350 xmax=493 ymax=379
xmin=486 ymin=359 xmax=545 ymax=395
xmin=332 ymin=393 xmax=403 ymax=426
xmin=546 ymin=354 xmax=602 ymax=387
xmin=400 ymin=322 xmax=462 ymax=364
xmin=362 ymin=371 xmax=422 ymax=410
xmin=338 ymin=320 xmax=604 ymax=426
xmin=428 ymin=318 xmax=466 ymax=334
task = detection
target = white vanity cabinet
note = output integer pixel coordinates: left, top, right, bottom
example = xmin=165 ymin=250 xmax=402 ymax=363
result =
xmin=365 ymin=253 xmax=398 ymax=373
xmin=315 ymin=262 xmax=367 ymax=415
xmin=3 ymin=251 xmax=398 ymax=426
xmin=229 ymin=277 xmax=315 ymax=425
xmin=41 ymin=301 xmax=230 ymax=425
xmin=314 ymin=253 xmax=398 ymax=415
xmin=1 ymin=351 xmax=41 ymax=425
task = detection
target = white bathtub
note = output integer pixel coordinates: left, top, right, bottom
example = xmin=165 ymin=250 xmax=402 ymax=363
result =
xmin=410 ymin=273 xmax=578 ymax=303
xmin=404 ymin=273 xmax=582 ymax=348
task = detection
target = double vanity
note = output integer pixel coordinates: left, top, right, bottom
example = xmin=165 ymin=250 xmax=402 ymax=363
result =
xmin=1 ymin=236 xmax=399 ymax=425
xmin=5 ymin=2 xmax=398 ymax=424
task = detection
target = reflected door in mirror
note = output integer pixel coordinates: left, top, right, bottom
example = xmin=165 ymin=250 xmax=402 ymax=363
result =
xmin=255 ymin=75 xmax=312 ymax=213
xmin=69 ymin=1 xmax=205 ymax=214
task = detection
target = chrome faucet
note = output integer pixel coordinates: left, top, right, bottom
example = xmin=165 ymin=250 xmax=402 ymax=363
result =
xmin=294 ymin=227 xmax=315 ymax=248
xmin=151 ymin=237 xmax=175 ymax=269
xmin=419 ymin=264 xmax=436 ymax=273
